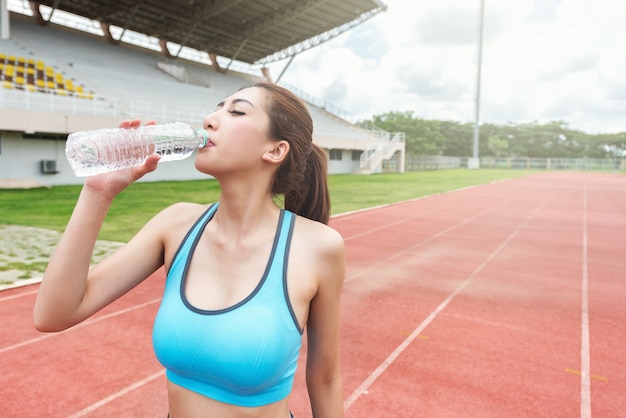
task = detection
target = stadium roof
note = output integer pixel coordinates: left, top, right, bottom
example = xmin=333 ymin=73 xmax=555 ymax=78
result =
xmin=30 ymin=0 xmax=387 ymax=65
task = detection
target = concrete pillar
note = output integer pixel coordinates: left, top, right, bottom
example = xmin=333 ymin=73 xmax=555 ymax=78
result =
xmin=467 ymin=157 xmax=480 ymax=169
xmin=1 ymin=0 xmax=9 ymax=39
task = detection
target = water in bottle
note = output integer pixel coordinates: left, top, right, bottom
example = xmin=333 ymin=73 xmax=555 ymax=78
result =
xmin=65 ymin=122 xmax=209 ymax=177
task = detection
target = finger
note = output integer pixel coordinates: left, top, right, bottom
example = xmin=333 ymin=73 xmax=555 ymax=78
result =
xmin=118 ymin=119 xmax=132 ymax=129
xmin=145 ymin=153 xmax=161 ymax=169
xmin=132 ymin=154 xmax=161 ymax=180
xmin=145 ymin=119 xmax=157 ymax=126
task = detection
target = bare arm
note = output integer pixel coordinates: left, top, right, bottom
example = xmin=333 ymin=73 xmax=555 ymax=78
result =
xmin=34 ymin=119 xmax=163 ymax=331
xmin=306 ymin=226 xmax=346 ymax=418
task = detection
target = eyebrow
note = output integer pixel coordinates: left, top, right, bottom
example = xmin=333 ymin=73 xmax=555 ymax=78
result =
xmin=217 ymin=98 xmax=254 ymax=108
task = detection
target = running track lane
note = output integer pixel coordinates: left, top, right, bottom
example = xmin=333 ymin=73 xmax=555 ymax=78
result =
xmin=0 ymin=172 xmax=624 ymax=417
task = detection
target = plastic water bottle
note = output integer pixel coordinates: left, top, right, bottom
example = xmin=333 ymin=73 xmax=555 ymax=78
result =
xmin=65 ymin=122 xmax=208 ymax=177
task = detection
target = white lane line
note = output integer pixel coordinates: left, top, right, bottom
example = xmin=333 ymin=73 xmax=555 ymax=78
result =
xmin=0 ymin=298 xmax=161 ymax=354
xmin=67 ymin=370 xmax=165 ymax=418
xmin=343 ymin=190 xmax=554 ymax=411
xmin=344 ymin=195 xmax=517 ymax=284
xmin=580 ymin=179 xmax=591 ymax=418
xmin=0 ymin=288 xmax=39 ymax=302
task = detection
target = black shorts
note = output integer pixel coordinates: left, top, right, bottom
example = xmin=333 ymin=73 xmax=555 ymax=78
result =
xmin=169 ymin=412 xmax=293 ymax=417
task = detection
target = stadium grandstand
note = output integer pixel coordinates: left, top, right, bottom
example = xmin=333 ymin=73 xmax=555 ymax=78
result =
xmin=0 ymin=0 xmax=405 ymax=187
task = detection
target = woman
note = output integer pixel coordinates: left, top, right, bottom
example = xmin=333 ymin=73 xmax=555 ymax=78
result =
xmin=34 ymin=83 xmax=345 ymax=418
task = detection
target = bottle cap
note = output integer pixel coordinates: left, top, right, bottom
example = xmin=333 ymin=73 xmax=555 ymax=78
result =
xmin=197 ymin=129 xmax=209 ymax=148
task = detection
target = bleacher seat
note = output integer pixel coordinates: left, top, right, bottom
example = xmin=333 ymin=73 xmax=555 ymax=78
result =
xmin=26 ymin=67 xmax=35 ymax=87
xmin=1 ymin=51 xmax=93 ymax=99
xmin=3 ymin=65 xmax=13 ymax=82
xmin=35 ymin=78 xmax=45 ymax=92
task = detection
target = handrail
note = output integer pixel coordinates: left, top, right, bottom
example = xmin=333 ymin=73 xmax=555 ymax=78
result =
xmin=359 ymin=131 xmax=405 ymax=173
xmin=0 ymin=88 xmax=206 ymax=129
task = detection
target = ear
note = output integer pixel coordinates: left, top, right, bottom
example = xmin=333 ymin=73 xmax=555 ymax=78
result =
xmin=262 ymin=140 xmax=290 ymax=164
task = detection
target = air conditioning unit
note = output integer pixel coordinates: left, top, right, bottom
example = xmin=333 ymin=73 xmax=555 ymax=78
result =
xmin=40 ymin=160 xmax=59 ymax=174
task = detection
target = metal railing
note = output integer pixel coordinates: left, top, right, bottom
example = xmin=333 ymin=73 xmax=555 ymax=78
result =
xmin=405 ymin=155 xmax=462 ymax=171
xmin=478 ymin=157 xmax=626 ymax=171
xmin=403 ymin=156 xmax=626 ymax=172
xmin=0 ymin=88 xmax=207 ymax=128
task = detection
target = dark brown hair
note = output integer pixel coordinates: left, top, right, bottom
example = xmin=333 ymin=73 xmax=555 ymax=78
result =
xmin=246 ymin=82 xmax=330 ymax=224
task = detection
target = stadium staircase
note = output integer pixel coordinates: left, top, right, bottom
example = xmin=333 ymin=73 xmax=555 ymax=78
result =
xmin=357 ymin=129 xmax=405 ymax=174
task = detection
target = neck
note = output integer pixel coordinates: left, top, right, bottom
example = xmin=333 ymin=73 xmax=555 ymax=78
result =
xmin=212 ymin=180 xmax=281 ymax=241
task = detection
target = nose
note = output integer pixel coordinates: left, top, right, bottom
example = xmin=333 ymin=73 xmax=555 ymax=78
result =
xmin=203 ymin=112 xmax=217 ymax=131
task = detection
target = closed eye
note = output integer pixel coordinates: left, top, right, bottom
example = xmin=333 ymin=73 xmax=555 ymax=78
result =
xmin=229 ymin=110 xmax=245 ymax=115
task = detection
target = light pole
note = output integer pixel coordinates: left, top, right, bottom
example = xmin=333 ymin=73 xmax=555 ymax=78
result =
xmin=470 ymin=0 xmax=485 ymax=169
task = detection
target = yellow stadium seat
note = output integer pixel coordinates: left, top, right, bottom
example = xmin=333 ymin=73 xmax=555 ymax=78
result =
xmin=2 ymin=80 xmax=14 ymax=90
xmin=26 ymin=67 xmax=35 ymax=84
xmin=3 ymin=66 xmax=13 ymax=82
xmin=14 ymin=77 xmax=25 ymax=90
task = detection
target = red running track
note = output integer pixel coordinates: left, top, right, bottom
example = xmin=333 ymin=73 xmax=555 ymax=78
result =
xmin=1 ymin=172 xmax=624 ymax=417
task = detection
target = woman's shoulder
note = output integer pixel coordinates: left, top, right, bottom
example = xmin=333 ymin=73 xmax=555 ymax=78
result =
xmin=290 ymin=214 xmax=345 ymax=292
xmin=147 ymin=202 xmax=216 ymax=250
xmin=292 ymin=214 xmax=344 ymax=254
xmin=159 ymin=201 xmax=213 ymax=216
xmin=152 ymin=202 xmax=216 ymax=228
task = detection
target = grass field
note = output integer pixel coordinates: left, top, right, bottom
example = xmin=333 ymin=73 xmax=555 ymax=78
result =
xmin=0 ymin=169 xmax=533 ymax=242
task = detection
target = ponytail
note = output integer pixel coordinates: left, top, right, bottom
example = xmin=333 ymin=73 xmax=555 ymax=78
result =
xmin=284 ymin=143 xmax=330 ymax=225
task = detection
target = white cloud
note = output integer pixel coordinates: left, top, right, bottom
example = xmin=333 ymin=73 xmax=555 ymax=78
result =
xmin=268 ymin=0 xmax=626 ymax=134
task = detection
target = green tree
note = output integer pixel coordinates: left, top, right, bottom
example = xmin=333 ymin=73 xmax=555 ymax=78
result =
xmin=592 ymin=133 xmax=626 ymax=158
xmin=440 ymin=120 xmax=473 ymax=156
xmin=363 ymin=111 xmax=446 ymax=155
xmin=487 ymin=135 xmax=509 ymax=157
xmin=359 ymin=112 xmax=625 ymax=159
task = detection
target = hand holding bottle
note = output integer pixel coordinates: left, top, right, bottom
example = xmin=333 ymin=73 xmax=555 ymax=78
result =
xmin=84 ymin=119 xmax=161 ymax=198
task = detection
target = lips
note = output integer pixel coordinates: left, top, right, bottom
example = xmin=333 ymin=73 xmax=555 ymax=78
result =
xmin=198 ymin=138 xmax=215 ymax=149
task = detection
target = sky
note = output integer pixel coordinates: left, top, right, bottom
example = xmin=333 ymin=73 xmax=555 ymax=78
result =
xmin=266 ymin=0 xmax=626 ymax=135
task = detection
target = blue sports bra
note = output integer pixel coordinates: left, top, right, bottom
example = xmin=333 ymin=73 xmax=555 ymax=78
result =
xmin=152 ymin=204 xmax=303 ymax=407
